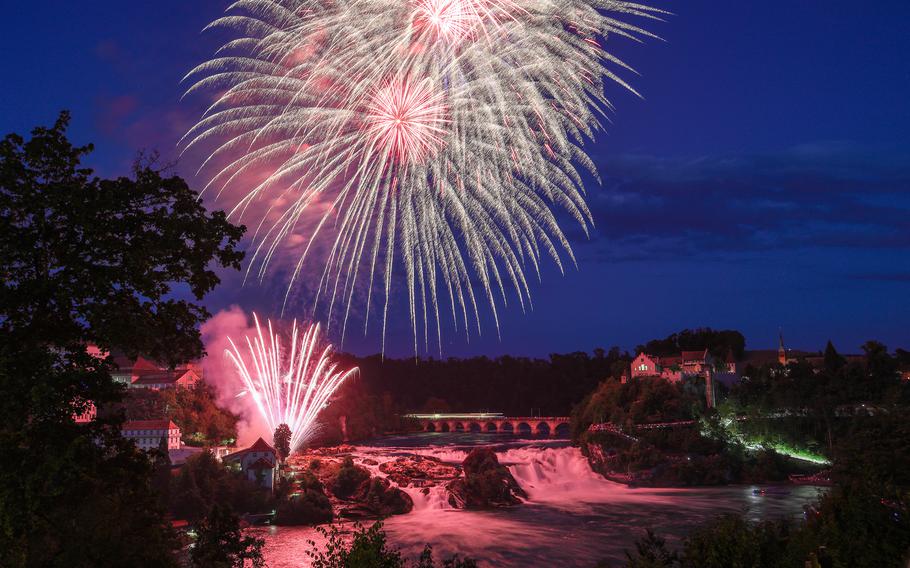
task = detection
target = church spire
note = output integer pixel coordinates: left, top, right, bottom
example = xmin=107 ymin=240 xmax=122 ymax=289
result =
xmin=778 ymin=328 xmax=787 ymax=365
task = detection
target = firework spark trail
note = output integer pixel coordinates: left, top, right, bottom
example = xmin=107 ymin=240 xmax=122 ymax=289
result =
xmin=225 ymin=314 xmax=358 ymax=450
xmin=184 ymin=0 xmax=664 ymax=353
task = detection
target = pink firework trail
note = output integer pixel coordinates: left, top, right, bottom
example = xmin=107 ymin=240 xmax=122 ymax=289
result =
xmin=226 ymin=315 xmax=358 ymax=451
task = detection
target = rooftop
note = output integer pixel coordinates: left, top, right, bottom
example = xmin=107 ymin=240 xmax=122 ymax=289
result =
xmin=223 ymin=437 xmax=277 ymax=461
xmin=122 ymin=420 xmax=179 ymax=431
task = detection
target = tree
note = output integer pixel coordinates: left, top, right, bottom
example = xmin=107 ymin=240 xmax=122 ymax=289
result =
xmin=0 ymin=113 xmax=245 ymax=566
xmin=0 ymin=112 xmax=244 ymax=362
xmin=152 ymin=436 xmax=173 ymax=510
xmin=191 ymin=504 xmax=265 ymax=568
xmin=623 ymin=529 xmax=679 ymax=568
xmin=823 ymin=340 xmax=845 ymax=373
xmin=274 ymin=423 xmax=292 ymax=461
xmin=275 ymin=471 xmax=333 ymax=526
xmin=306 ymin=522 xmax=477 ymax=568
xmin=636 ymin=328 xmax=746 ymax=359
xmin=171 ymin=451 xmax=273 ymax=524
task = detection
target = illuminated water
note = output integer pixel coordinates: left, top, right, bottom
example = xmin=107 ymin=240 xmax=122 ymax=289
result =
xmin=252 ymin=433 xmax=824 ymax=567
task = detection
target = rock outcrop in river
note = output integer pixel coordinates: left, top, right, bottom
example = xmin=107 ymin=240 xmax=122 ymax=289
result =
xmin=379 ymin=454 xmax=461 ymax=488
xmin=286 ymin=453 xmax=414 ymax=521
xmin=446 ymin=448 xmax=527 ymax=508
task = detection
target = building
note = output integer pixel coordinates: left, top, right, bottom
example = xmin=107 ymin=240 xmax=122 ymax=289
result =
xmin=122 ymin=419 xmax=182 ymax=451
xmin=130 ymin=369 xmax=201 ymax=390
xmin=630 ymin=350 xmax=719 ymax=383
xmin=109 ymin=353 xmax=202 ymax=390
xmin=630 ymin=350 xmax=724 ymax=408
xmin=222 ymin=438 xmax=278 ymax=491
xmin=630 ymin=352 xmax=682 ymax=381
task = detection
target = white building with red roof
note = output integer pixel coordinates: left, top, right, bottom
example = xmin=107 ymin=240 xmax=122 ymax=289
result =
xmin=129 ymin=368 xmax=201 ymax=390
xmin=223 ymin=437 xmax=279 ymax=491
xmin=122 ymin=419 xmax=182 ymax=451
xmin=108 ymin=353 xmax=202 ymax=390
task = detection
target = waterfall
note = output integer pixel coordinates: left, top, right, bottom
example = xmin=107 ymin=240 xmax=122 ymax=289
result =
xmin=352 ymin=442 xmax=636 ymax=511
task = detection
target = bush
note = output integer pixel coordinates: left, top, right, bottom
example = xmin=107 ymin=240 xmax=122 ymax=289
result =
xmin=682 ymin=514 xmax=790 ymax=568
xmin=331 ymin=456 xmax=370 ymax=498
xmin=306 ymin=522 xmax=477 ymax=568
xmin=623 ymin=485 xmax=910 ymax=568
xmin=275 ymin=491 xmax=333 ymax=526
xmin=276 ymin=471 xmax=333 ymax=526
xmin=170 ymin=451 xmax=273 ymax=522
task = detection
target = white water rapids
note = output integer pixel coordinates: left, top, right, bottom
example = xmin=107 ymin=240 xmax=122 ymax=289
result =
xmin=250 ymin=435 xmax=823 ymax=567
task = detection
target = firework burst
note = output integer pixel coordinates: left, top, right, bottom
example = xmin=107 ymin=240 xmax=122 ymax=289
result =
xmin=184 ymin=0 xmax=664 ymax=352
xmin=226 ymin=315 xmax=358 ymax=450
xmin=364 ymin=75 xmax=449 ymax=165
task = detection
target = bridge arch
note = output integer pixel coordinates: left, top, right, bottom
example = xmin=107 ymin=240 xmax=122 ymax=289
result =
xmin=439 ymin=422 xmax=450 ymax=433
xmin=554 ymin=422 xmax=570 ymax=437
xmin=468 ymin=422 xmax=482 ymax=433
xmin=485 ymin=422 xmax=498 ymax=433
xmin=535 ymin=422 xmax=551 ymax=437
xmin=516 ymin=422 xmax=532 ymax=436
xmin=454 ymin=422 xmax=465 ymax=432
xmin=425 ymin=422 xmax=436 ymax=432
xmin=500 ymin=422 xmax=514 ymax=434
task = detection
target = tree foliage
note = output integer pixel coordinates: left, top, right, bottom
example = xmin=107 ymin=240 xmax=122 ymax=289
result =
xmin=0 ymin=111 xmax=244 ymax=363
xmin=118 ymin=382 xmax=239 ymax=446
xmin=274 ymin=423 xmax=292 ymax=460
xmin=171 ymin=451 xmax=273 ymax=524
xmin=191 ymin=504 xmax=265 ymax=568
xmin=0 ymin=113 xmax=245 ymax=566
xmin=306 ymin=522 xmax=477 ymax=568
xmin=636 ymin=328 xmax=746 ymax=359
xmin=275 ymin=471 xmax=333 ymax=526
xmin=624 ymin=486 xmax=910 ymax=568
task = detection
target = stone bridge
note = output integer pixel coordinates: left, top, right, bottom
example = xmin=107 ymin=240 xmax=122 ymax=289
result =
xmin=404 ymin=413 xmax=571 ymax=437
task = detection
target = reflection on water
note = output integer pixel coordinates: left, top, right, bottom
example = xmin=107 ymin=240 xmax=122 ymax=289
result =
xmin=253 ymin=433 xmax=824 ymax=567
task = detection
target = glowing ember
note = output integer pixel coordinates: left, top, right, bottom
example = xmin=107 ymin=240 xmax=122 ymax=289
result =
xmin=225 ymin=314 xmax=357 ymax=451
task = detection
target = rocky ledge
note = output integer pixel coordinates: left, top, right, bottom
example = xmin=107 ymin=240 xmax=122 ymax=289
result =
xmin=285 ymin=453 xmax=413 ymax=521
xmin=288 ymin=446 xmax=528 ymax=521
xmin=378 ymin=454 xmax=461 ymax=488
xmin=446 ymin=448 xmax=527 ymax=508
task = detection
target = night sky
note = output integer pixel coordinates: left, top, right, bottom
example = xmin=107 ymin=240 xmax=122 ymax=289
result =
xmin=3 ymin=1 xmax=909 ymax=357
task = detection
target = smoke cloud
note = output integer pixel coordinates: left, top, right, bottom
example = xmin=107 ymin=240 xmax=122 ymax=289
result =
xmin=200 ymin=305 xmax=271 ymax=447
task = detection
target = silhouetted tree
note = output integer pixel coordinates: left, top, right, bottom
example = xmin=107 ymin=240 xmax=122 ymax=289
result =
xmin=0 ymin=113 xmax=244 ymax=566
xmin=637 ymin=328 xmax=746 ymax=359
xmin=152 ymin=437 xmax=173 ymax=510
xmin=823 ymin=340 xmax=846 ymax=373
xmin=274 ymin=423 xmax=292 ymax=461
xmin=191 ymin=504 xmax=264 ymax=568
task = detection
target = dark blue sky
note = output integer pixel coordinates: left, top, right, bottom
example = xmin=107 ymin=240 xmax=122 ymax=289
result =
xmin=3 ymin=1 xmax=909 ymax=356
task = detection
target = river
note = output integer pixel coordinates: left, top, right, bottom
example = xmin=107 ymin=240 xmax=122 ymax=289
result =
xmin=250 ymin=433 xmax=824 ymax=567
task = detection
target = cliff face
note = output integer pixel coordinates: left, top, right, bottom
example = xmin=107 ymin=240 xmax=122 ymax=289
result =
xmin=582 ymin=441 xmax=636 ymax=485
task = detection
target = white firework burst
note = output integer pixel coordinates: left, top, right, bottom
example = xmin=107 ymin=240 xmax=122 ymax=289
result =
xmin=226 ymin=315 xmax=357 ymax=450
xmin=183 ymin=0 xmax=663 ymax=352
